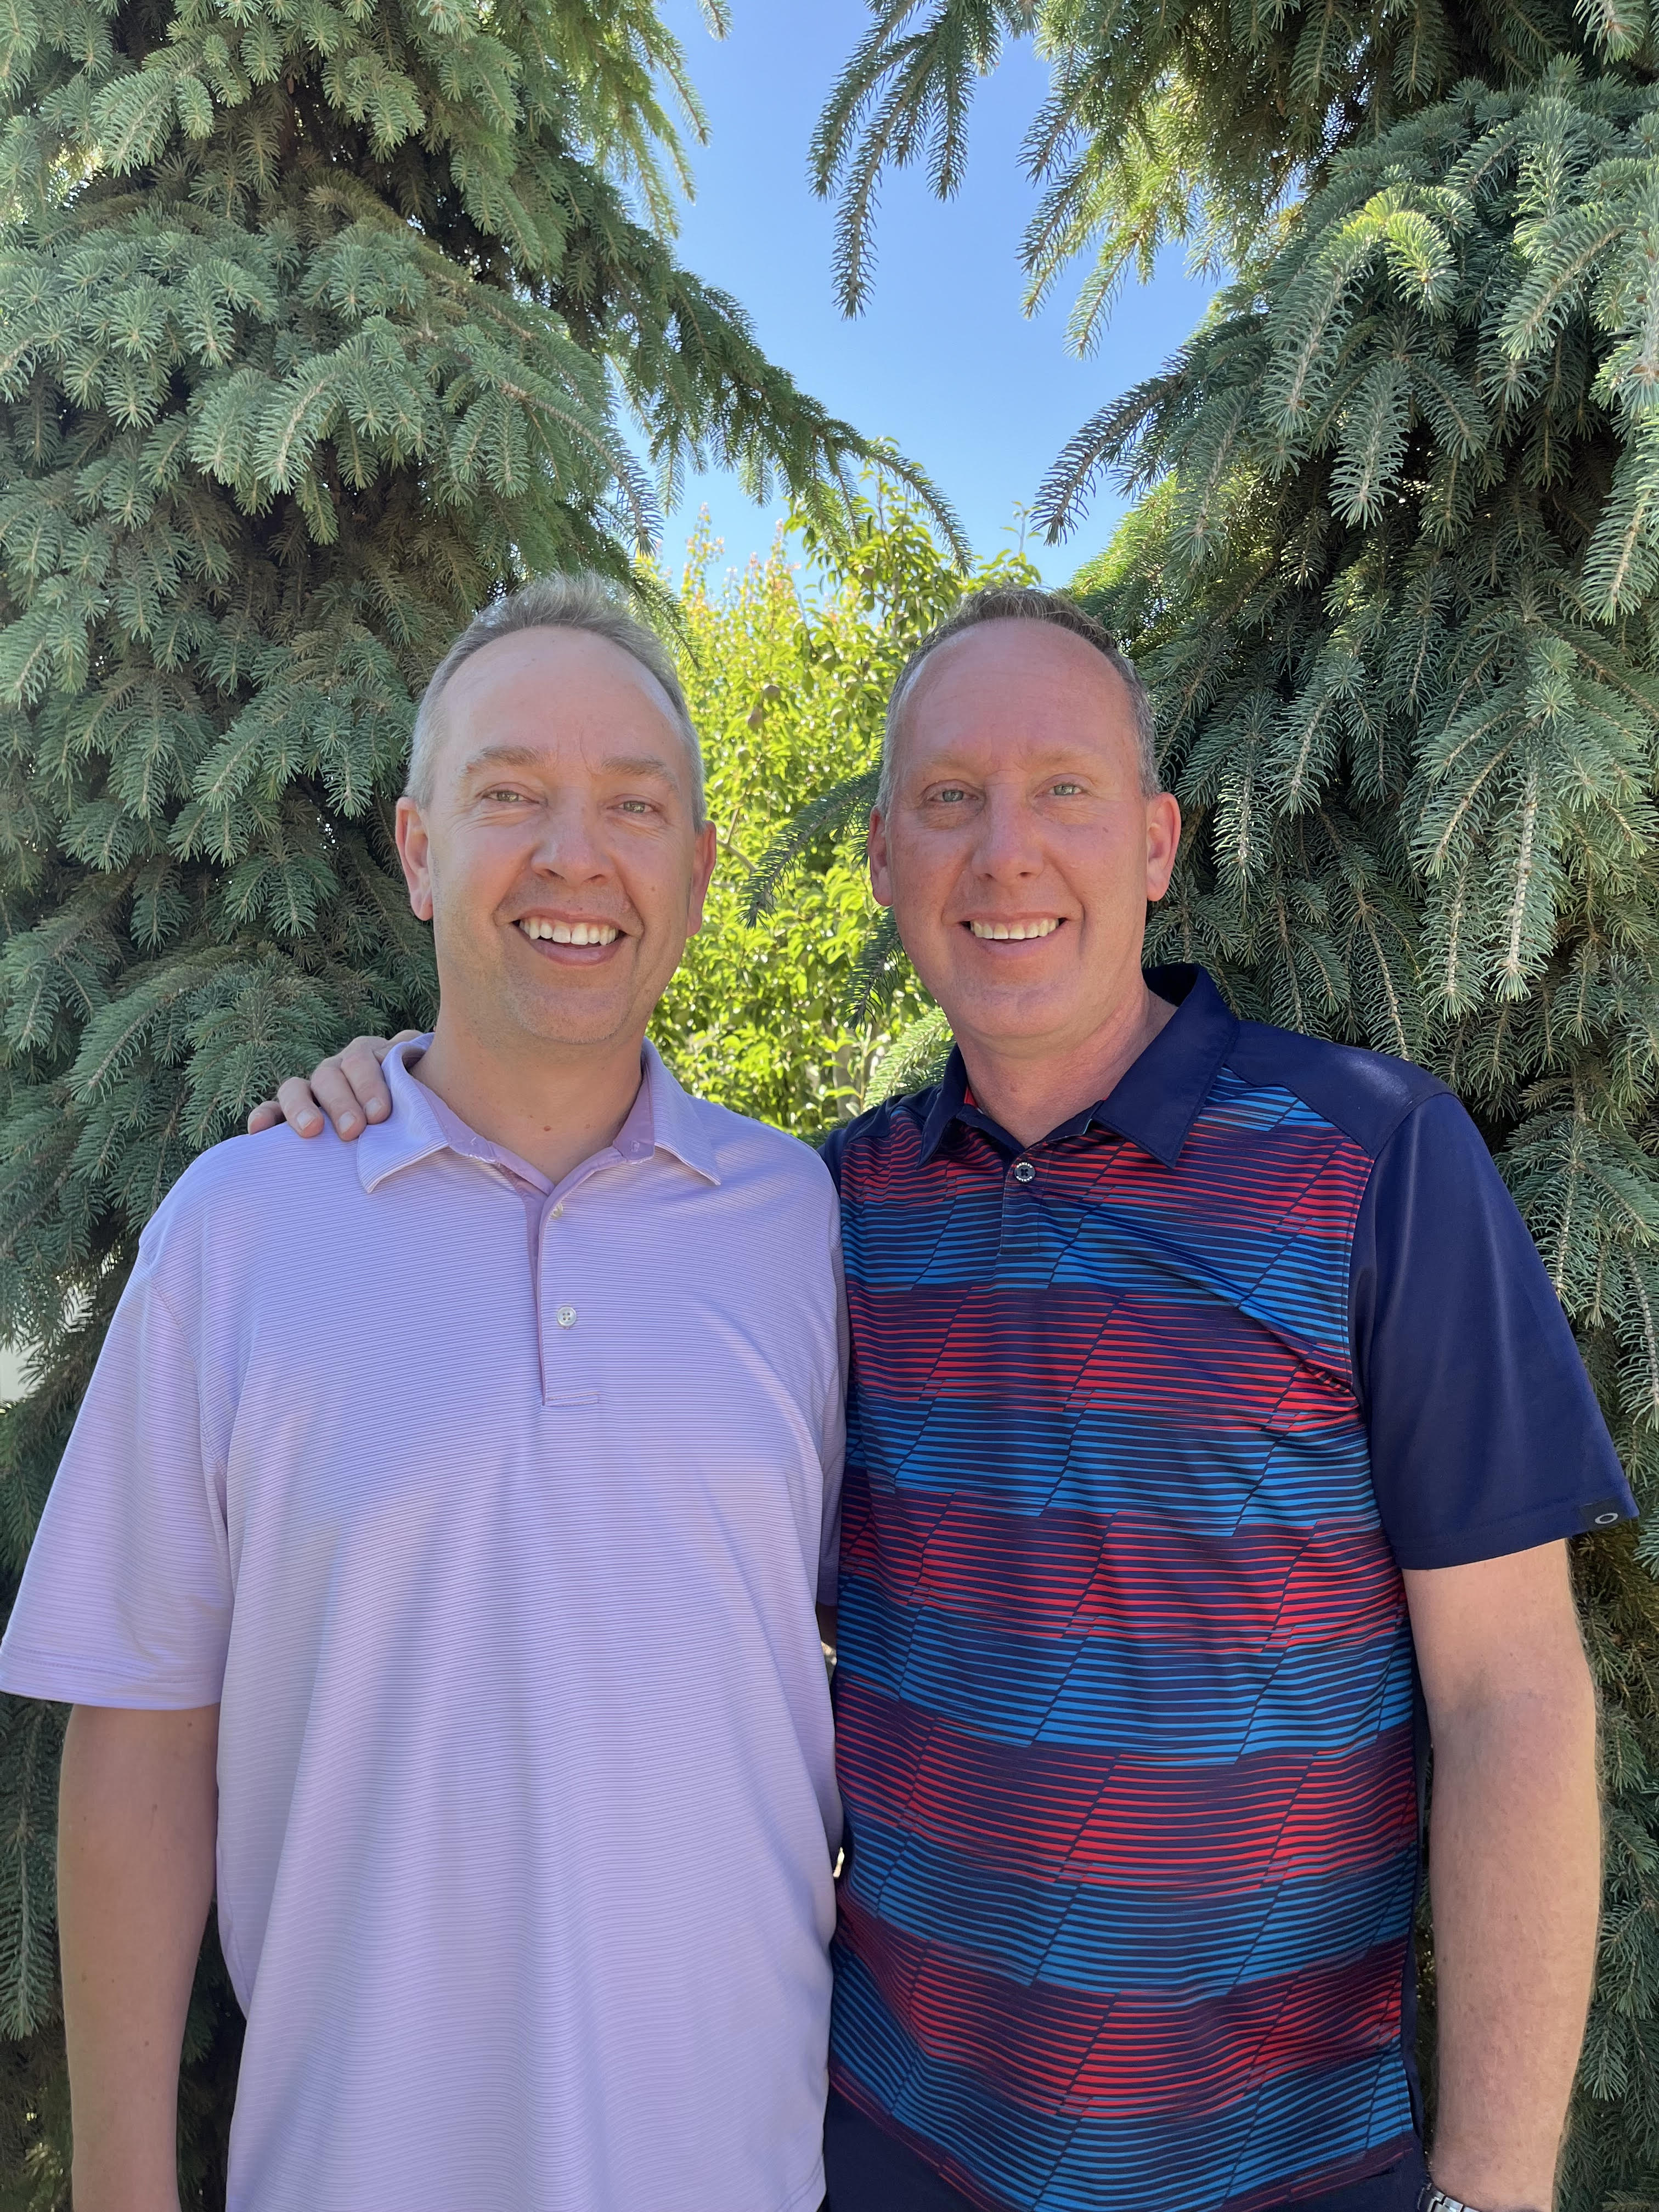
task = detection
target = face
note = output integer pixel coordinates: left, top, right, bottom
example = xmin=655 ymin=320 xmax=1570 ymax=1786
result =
xmin=869 ymin=620 xmax=1181 ymax=1065
xmin=395 ymin=628 xmax=717 ymax=1056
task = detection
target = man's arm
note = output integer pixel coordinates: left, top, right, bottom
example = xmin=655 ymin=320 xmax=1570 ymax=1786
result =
xmin=246 ymin=1031 xmax=414 ymax=1137
xmin=1404 ymin=1540 xmax=1600 ymax=2212
xmin=59 ymin=1704 xmax=219 ymax=2212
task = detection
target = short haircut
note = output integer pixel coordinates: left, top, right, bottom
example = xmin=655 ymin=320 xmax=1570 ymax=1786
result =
xmin=405 ymin=573 xmax=706 ymax=823
xmin=879 ymin=586 xmax=1160 ymax=812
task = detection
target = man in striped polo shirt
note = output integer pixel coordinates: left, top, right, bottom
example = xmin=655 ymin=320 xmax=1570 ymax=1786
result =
xmin=815 ymin=589 xmax=1633 ymax=2212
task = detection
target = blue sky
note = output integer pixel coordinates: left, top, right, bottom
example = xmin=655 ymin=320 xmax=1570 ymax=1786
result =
xmin=648 ymin=0 xmax=1216 ymax=585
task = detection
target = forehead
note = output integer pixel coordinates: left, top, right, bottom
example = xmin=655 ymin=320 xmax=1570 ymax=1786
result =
xmin=438 ymin=625 xmax=684 ymax=754
xmin=899 ymin=619 xmax=1138 ymax=771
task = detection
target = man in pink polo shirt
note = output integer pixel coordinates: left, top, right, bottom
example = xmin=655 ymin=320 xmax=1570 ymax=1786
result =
xmin=0 ymin=578 xmax=847 ymax=2212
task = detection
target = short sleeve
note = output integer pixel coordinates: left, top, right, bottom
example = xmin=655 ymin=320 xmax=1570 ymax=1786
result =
xmin=1352 ymin=1090 xmax=1637 ymax=1569
xmin=0 ymin=1255 xmax=231 ymax=1707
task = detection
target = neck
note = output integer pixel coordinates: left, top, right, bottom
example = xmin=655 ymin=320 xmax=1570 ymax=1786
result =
xmin=411 ymin=1011 xmax=648 ymax=1184
xmin=956 ymin=975 xmax=1176 ymax=1149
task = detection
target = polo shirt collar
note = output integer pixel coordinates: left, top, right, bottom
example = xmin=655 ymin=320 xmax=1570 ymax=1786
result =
xmin=918 ymin=964 xmax=1238 ymax=1170
xmin=639 ymin=1039 xmax=721 ymax=1184
xmin=356 ymin=1042 xmax=449 ymax=1193
xmin=357 ymin=1035 xmax=720 ymax=1194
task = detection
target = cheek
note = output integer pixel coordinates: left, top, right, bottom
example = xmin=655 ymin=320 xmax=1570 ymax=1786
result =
xmin=884 ymin=830 xmax=962 ymax=917
xmin=625 ymin=836 xmax=709 ymax=916
xmin=436 ymin=826 xmax=538 ymax=918
xmin=1069 ymin=823 xmax=1149 ymax=908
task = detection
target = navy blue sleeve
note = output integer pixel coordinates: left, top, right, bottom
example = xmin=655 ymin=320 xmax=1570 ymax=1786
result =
xmin=817 ymin=1122 xmax=848 ymax=1192
xmin=1351 ymin=1091 xmax=1637 ymax=1569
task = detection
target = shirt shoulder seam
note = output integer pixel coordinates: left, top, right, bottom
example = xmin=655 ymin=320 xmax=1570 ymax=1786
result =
xmin=1220 ymin=1034 xmax=1444 ymax=1165
xmin=1344 ymin=1089 xmax=1486 ymax=1424
xmin=129 ymin=1262 xmax=206 ymax=1401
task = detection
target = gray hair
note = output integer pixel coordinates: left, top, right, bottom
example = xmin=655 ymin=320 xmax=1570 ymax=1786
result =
xmin=879 ymin=586 xmax=1160 ymax=813
xmin=405 ymin=573 xmax=706 ymax=823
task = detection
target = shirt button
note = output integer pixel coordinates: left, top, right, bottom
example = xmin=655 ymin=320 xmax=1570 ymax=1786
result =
xmin=551 ymin=1203 xmax=564 ymax=1218
xmin=556 ymin=1305 xmax=577 ymax=1329
xmin=1012 ymin=1160 xmax=1036 ymax=1183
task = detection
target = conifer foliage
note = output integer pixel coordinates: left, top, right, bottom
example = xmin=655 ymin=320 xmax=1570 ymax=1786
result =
xmin=814 ymin=5 xmax=1659 ymax=2205
xmin=0 ymin=0 xmax=948 ymax=2191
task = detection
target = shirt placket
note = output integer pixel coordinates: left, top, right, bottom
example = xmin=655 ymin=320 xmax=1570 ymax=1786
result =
xmin=526 ymin=1152 xmax=634 ymax=1407
xmin=996 ymin=1138 xmax=1044 ymax=1287
xmin=469 ymin=1160 xmax=594 ymax=1406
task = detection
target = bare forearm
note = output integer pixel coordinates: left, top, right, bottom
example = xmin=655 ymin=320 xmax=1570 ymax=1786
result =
xmin=1428 ymin=1683 xmax=1599 ymax=2211
xmin=59 ymin=1704 xmax=219 ymax=2212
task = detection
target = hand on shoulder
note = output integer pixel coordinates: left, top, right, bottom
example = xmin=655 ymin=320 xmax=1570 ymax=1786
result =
xmin=245 ymin=1031 xmax=417 ymax=1140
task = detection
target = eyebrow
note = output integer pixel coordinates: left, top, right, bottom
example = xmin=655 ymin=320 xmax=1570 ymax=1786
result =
xmin=460 ymin=746 xmax=682 ymax=786
xmin=599 ymin=754 xmax=681 ymax=785
xmin=462 ymin=745 xmax=545 ymax=777
xmin=917 ymin=749 xmax=1102 ymax=779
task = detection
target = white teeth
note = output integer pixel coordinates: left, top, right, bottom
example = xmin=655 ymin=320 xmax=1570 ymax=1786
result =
xmin=968 ymin=918 xmax=1061 ymax=941
xmin=518 ymin=920 xmax=619 ymax=945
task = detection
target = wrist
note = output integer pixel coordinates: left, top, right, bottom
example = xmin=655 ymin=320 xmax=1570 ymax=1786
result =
xmin=71 ymin=2149 xmax=182 ymax=2212
xmin=1423 ymin=2175 xmax=1549 ymax=2212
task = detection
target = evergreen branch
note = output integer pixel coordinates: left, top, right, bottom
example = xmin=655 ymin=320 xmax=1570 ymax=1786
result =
xmin=1582 ymin=433 xmax=1659 ymax=616
xmin=744 ymin=767 xmax=879 ymax=922
xmin=1504 ymin=210 xmax=1628 ymax=362
xmin=1497 ymin=760 xmax=1546 ymax=996
xmin=850 ymin=903 xmax=908 ymax=1020
xmin=809 ymin=2 xmax=1030 ymax=317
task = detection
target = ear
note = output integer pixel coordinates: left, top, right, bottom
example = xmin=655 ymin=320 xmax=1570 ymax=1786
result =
xmin=685 ymin=819 xmax=719 ymax=938
xmin=396 ymin=795 xmax=435 ymax=921
xmin=1144 ymin=792 xmax=1182 ymax=904
xmin=868 ymin=806 xmax=894 ymax=910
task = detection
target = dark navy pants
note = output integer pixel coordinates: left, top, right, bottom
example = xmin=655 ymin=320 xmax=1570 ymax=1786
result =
xmin=822 ymin=2089 xmax=1431 ymax=2212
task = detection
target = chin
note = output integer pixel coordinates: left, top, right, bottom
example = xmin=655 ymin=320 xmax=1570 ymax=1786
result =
xmin=950 ymin=983 xmax=1078 ymax=1039
xmin=502 ymin=986 xmax=635 ymax=1049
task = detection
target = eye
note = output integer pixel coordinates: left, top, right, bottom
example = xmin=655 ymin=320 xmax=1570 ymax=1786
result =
xmin=1049 ymin=780 xmax=1084 ymax=797
xmin=617 ymin=797 xmax=657 ymax=816
xmin=932 ymin=786 xmax=970 ymax=804
xmin=481 ymin=786 xmax=529 ymax=804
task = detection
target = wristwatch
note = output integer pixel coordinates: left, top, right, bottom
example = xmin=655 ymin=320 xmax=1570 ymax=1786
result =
xmin=1418 ymin=2188 xmax=1543 ymax=2212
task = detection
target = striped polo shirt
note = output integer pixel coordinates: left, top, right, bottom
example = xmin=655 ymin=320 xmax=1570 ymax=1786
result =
xmin=821 ymin=966 xmax=1633 ymax=2212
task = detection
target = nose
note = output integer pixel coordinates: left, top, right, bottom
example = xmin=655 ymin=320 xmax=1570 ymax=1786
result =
xmin=529 ymin=792 xmax=610 ymax=883
xmin=971 ymin=788 xmax=1044 ymax=882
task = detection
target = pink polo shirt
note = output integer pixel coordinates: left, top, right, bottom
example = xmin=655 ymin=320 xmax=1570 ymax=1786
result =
xmin=0 ymin=1040 xmax=846 ymax=2212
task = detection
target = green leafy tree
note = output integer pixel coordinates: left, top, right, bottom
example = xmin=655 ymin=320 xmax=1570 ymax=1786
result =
xmin=656 ymin=484 xmax=1036 ymax=1137
xmin=0 ymin=0 xmax=960 ymax=2191
xmin=806 ymin=5 xmax=1659 ymax=2204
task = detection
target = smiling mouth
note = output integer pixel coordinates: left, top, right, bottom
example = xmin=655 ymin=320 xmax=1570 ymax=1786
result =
xmin=517 ymin=918 xmax=621 ymax=946
xmin=966 ymin=918 xmax=1064 ymax=941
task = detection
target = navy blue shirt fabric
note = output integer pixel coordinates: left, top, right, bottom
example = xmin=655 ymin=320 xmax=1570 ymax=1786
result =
xmin=823 ymin=2089 xmax=1430 ymax=2212
xmin=820 ymin=965 xmax=1634 ymax=2212
xmin=1214 ymin=1007 xmax=1637 ymax=1566
xmin=1347 ymin=1085 xmax=1634 ymax=1562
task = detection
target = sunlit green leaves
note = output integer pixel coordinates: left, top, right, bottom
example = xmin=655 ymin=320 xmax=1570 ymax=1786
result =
xmin=658 ymin=484 xmax=1028 ymax=1133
